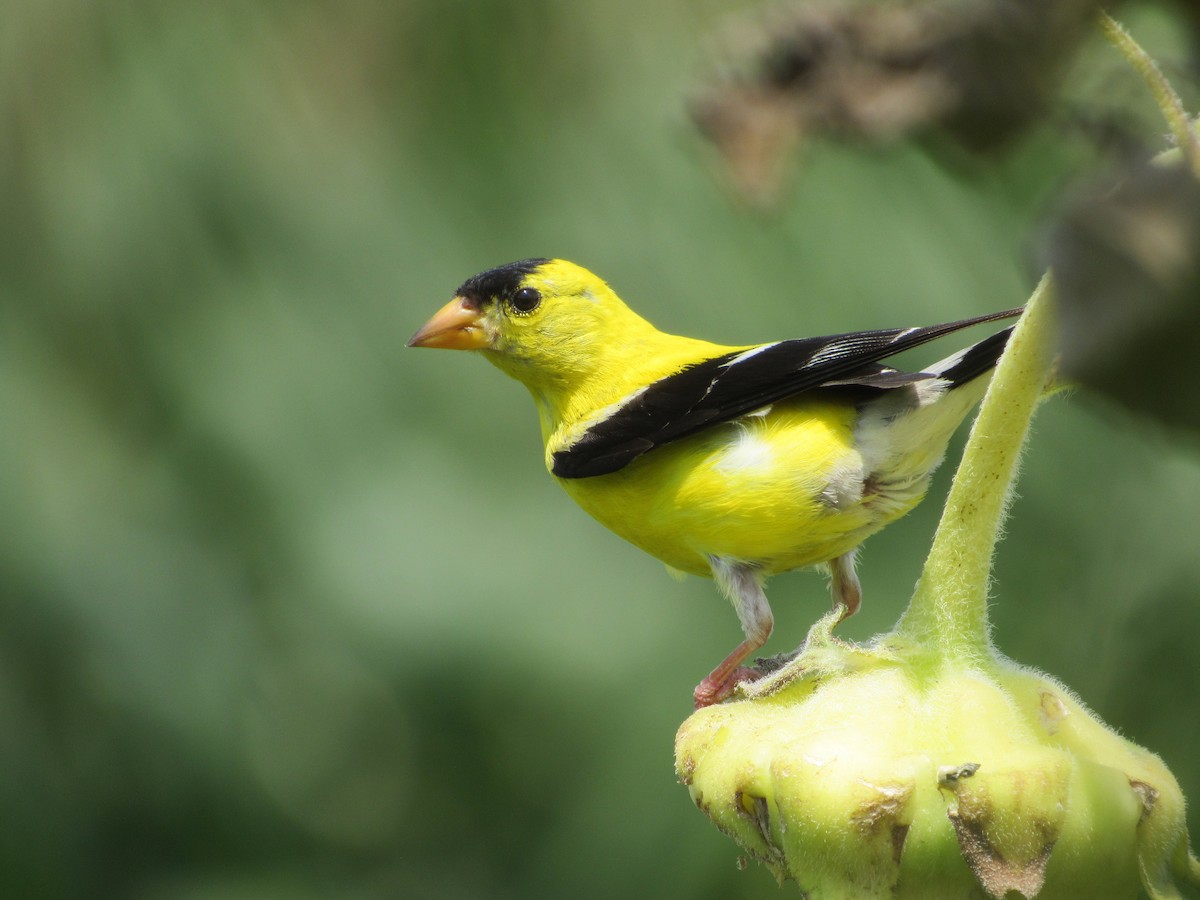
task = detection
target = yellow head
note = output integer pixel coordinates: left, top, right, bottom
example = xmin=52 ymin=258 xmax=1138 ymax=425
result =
xmin=409 ymin=258 xmax=657 ymax=396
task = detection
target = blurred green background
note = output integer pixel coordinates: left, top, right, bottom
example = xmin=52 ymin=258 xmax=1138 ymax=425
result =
xmin=3 ymin=1 xmax=1198 ymax=897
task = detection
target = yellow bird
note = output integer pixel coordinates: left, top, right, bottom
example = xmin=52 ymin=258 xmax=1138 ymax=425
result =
xmin=410 ymin=259 xmax=1020 ymax=706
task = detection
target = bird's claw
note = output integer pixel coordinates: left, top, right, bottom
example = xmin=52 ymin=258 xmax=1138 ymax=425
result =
xmin=693 ymin=666 xmax=762 ymax=709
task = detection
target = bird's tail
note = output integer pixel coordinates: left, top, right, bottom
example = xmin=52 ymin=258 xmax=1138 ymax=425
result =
xmin=929 ymin=325 xmax=1015 ymax=389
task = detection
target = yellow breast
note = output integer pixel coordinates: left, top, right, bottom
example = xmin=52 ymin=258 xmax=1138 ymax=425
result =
xmin=553 ymin=397 xmax=890 ymax=577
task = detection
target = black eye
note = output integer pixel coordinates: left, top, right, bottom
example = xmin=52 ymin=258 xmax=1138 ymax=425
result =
xmin=509 ymin=287 xmax=541 ymax=314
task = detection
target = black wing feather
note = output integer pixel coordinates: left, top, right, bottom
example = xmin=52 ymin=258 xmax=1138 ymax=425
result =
xmin=551 ymin=308 xmax=1023 ymax=479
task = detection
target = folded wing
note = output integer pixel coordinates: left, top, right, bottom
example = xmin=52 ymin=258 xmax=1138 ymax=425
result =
xmin=551 ymin=308 xmax=1023 ymax=479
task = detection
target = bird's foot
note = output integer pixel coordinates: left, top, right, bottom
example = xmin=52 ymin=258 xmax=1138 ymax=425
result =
xmin=693 ymin=667 xmax=762 ymax=709
xmin=739 ymin=609 xmax=879 ymax=700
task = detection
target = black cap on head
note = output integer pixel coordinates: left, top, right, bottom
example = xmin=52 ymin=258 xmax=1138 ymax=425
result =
xmin=456 ymin=258 xmax=550 ymax=306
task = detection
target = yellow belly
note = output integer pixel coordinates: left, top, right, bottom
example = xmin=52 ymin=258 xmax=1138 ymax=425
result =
xmin=553 ymin=398 xmax=923 ymax=577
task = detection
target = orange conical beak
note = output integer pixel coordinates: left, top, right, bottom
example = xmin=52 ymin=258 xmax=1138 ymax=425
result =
xmin=407 ymin=297 xmax=490 ymax=350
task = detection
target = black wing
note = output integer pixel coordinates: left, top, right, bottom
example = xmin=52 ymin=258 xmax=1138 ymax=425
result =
xmin=551 ymin=308 xmax=1023 ymax=479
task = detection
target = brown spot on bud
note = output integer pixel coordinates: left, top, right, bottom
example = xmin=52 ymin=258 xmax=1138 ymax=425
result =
xmin=678 ymin=754 xmax=697 ymax=786
xmin=948 ymin=811 xmax=1056 ymax=899
xmin=938 ymin=762 xmax=981 ymax=786
xmin=1039 ymin=691 xmax=1068 ymax=734
xmin=1130 ymin=779 xmax=1159 ymax=824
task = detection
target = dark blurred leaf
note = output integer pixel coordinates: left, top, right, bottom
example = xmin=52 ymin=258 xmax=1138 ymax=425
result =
xmin=692 ymin=0 xmax=1105 ymax=204
xmin=1048 ymin=159 xmax=1200 ymax=432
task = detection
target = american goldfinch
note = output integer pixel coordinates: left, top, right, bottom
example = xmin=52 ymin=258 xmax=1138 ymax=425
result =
xmin=410 ymin=259 xmax=1021 ymax=707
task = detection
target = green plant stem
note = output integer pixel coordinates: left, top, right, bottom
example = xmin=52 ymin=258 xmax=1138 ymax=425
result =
xmin=1100 ymin=12 xmax=1200 ymax=178
xmin=892 ymin=274 xmax=1057 ymax=661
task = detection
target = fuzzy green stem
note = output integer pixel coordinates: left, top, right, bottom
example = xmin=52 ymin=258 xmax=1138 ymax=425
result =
xmin=892 ymin=274 xmax=1057 ymax=659
xmin=1100 ymin=13 xmax=1200 ymax=178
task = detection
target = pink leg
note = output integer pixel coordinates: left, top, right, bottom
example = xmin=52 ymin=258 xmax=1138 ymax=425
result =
xmin=694 ymin=558 xmax=773 ymax=709
xmin=693 ymin=640 xmax=766 ymax=708
xmin=829 ymin=550 xmax=861 ymax=623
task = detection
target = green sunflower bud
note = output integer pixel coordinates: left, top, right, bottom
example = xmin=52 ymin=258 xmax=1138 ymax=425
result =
xmin=677 ymin=651 xmax=1194 ymax=898
xmin=674 ymin=277 xmax=1199 ymax=898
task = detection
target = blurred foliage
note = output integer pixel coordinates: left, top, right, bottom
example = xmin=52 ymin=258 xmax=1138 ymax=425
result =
xmin=1 ymin=1 xmax=1199 ymax=897
xmin=691 ymin=0 xmax=1105 ymax=204
xmin=1051 ymin=158 xmax=1200 ymax=433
